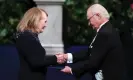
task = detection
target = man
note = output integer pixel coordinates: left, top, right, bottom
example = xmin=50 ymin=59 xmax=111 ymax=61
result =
xmin=58 ymin=4 xmax=126 ymax=80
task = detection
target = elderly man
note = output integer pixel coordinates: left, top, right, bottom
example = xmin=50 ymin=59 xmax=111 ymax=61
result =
xmin=58 ymin=4 xmax=127 ymax=80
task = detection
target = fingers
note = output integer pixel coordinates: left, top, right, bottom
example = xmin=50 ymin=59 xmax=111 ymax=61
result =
xmin=56 ymin=53 xmax=68 ymax=60
xmin=61 ymin=66 xmax=72 ymax=74
xmin=63 ymin=54 xmax=68 ymax=60
xmin=55 ymin=53 xmax=66 ymax=64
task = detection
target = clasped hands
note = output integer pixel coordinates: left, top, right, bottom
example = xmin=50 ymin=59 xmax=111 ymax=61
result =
xmin=55 ymin=53 xmax=72 ymax=74
xmin=55 ymin=53 xmax=68 ymax=64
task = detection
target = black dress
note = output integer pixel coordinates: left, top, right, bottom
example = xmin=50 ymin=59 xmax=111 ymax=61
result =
xmin=14 ymin=30 xmax=57 ymax=80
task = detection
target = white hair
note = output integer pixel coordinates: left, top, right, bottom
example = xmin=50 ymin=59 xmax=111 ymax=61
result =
xmin=89 ymin=4 xmax=110 ymax=19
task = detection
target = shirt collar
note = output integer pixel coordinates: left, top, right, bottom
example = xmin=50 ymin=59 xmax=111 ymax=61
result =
xmin=97 ymin=20 xmax=109 ymax=32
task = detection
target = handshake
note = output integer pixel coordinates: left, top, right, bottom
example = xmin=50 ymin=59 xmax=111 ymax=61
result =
xmin=55 ymin=53 xmax=72 ymax=74
xmin=55 ymin=53 xmax=68 ymax=64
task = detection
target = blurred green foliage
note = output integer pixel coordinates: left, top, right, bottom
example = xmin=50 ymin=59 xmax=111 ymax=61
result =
xmin=0 ymin=0 xmax=26 ymax=44
xmin=63 ymin=0 xmax=94 ymax=45
xmin=63 ymin=0 xmax=133 ymax=45
xmin=0 ymin=0 xmax=36 ymax=44
xmin=0 ymin=0 xmax=133 ymax=45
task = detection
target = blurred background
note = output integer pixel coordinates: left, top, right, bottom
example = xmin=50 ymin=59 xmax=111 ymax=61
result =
xmin=0 ymin=0 xmax=133 ymax=80
xmin=0 ymin=0 xmax=133 ymax=45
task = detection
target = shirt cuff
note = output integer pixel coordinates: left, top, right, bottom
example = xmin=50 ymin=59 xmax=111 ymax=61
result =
xmin=67 ymin=53 xmax=73 ymax=63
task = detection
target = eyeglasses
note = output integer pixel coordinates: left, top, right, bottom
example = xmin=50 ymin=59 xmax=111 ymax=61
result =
xmin=88 ymin=14 xmax=96 ymax=26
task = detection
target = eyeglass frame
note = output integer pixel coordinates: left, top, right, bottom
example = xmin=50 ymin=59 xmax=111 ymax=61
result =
xmin=87 ymin=14 xmax=96 ymax=26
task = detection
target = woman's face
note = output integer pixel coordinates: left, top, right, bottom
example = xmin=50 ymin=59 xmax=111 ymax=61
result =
xmin=38 ymin=11 xmax=48 ymax=33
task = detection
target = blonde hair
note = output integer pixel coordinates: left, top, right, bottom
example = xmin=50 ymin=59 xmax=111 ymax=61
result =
xmin=89 ymin=4 xmax=110 ymax=19
xmin=17 ymin=7 xmax=48 ymax=33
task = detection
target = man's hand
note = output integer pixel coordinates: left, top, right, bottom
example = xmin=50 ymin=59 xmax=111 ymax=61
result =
xmin=61 ymin=66 xmax=72 ymax=74
xmin=55 ymin=53 xmax=67 ymax=64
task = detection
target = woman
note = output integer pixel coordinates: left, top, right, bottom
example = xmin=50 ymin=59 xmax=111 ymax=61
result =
xmin=14 ymin=7 xmax=64 ymax=80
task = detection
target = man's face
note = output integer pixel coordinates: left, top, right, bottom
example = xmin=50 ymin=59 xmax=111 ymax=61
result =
xmin=87 ymin=10 xmax=99 ymax=29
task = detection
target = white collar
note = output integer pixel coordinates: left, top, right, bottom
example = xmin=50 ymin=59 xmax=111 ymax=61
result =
xmin=97 ymin=20 xmax=109 ymax=32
